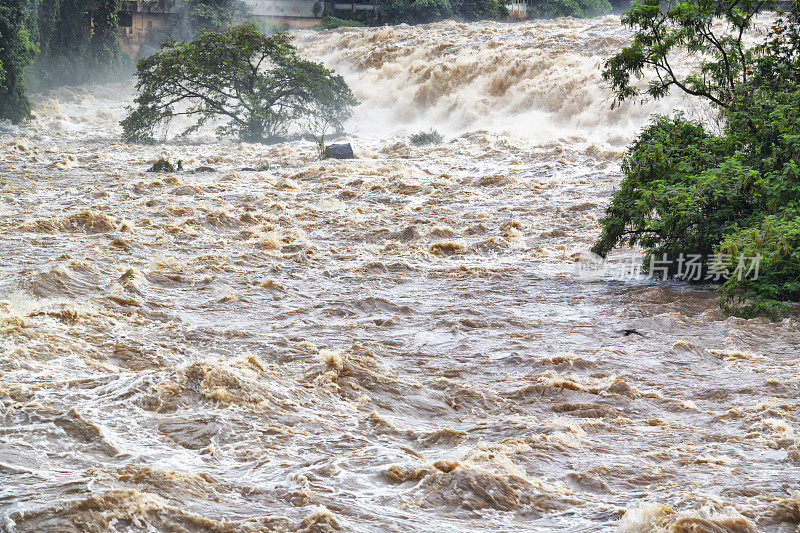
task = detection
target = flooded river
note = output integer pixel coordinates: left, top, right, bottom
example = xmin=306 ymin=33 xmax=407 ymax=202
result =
xmin=1 ymin=15 xmax=799 ymax=533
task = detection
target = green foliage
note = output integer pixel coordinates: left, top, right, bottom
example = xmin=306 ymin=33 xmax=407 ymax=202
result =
xmin=335 ymin=9 xmax=376 ymax=24
xmin=322 ymin=16 xmax=365 ymax=28
xmin=26 ymin=0 xmax=92 ymax=89
xmin=528 ymin=0 xmax=611 ymax=18
xmin=90 ymin=0 xmax=122 ymax=65
xmin=1 ymin=0 xmax=130 ymax=118
xmin=147 ymin=157 xmax=176 ymax=172
xmin=594 ymin=2 xmax=800 ymax=317
xmin=592 ymin=115 xmax=744 ymax=260
xmin=314 ymin=136 xmax=326 ymax=159
xmin=410 ymin=129 xmax=443 ymax=145
xmin=383 ymin=0 xmax=454 ymax=24
xmin=451 ymin=0 xmax=508 ymax=20
xmin=121 ymin=25 xmax=357 ymax=144
xmin=602 ymin=0 xmax=773 ymax=110
xmin=0 ymin=0 xmax=37 ymax=123
xmin=717 ymin=215 xmax=800 ymax=317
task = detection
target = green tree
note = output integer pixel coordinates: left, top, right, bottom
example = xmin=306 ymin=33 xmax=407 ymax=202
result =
xmin=0 ymin=0 xmax=37 ymax=123
xmin=593 ymin=0 xmax=800 ymax=316
xmin=0 ymin=0 xmax=129 ymax=121
xmin=121 ymin=25 xmax=358 ymax=144
xmin=90 ymin=0 xmax=123 ymax=66
xmin=22 ymin=0 xmax=128 ymax=90
xmin=321 ymin=15 xmax=365 ymax=28
xmin=602 ymin=0 xmax=772 ymax=110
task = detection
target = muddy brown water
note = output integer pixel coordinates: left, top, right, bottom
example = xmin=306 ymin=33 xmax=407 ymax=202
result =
xmin=1 ymin=15 xmax=799 ymax=533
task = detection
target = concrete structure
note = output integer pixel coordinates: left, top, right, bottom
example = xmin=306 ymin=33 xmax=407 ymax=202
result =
xmin=239 ymin=0 xmax=380 ymax=27
xmin=329 ymin=0 xmax=379 ymax=21
xmin=115 ymin=0 xmax=380 ymax=57
xmin=506 ymin=0 xmax=532 ymax=19
xmin=242 ymin=0 xmax=323 ymax=28
xmin=117 ymin=0 xmax=175 ymax=57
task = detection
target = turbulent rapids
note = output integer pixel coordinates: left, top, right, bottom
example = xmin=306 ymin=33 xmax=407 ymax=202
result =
xmin=2 ymin=16 xmax=800 ymax=533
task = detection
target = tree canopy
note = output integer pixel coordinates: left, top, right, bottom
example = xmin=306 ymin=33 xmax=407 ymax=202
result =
xmin=0 ymin=0 xmax=36 ymax=123
xmin=121 ymin=25 xmax=357 ymax=144
xmin=594 ymin=0 xmax=800 ymax=317
xmin=602 ymin=0 xmax=773 ymax=110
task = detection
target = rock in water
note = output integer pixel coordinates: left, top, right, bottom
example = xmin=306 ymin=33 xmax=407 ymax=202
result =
xmin=195 ymin=166 xmax=216 ymax=172
xmin=325 ymin=143 xmax=354 ymax=159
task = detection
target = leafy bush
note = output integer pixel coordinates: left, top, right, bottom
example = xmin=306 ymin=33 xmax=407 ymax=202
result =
xmin=322 ymin=16 xmax=365 ymax=28
xmin=147 ymin=157 xmax=176 ymax=172
xmin=594 ymin=0 xmax=800 ymax=316
xmin=410 ymin=129 xmax=443 ymax=145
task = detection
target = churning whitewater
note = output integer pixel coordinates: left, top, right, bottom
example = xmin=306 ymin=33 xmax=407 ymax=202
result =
xmin=1 ymin=16 xmax=799 ymax=533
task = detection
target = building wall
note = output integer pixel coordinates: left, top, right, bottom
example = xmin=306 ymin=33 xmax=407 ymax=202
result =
xmin=116 ymin=0 xmax=328 ymax=57
xmin=243 ymin=0 xmax=321 ymax=19
xmin=241 ymin=0 xmax=323 ymax=28
xmin=118 ymin=12 xmax=171 ymax=57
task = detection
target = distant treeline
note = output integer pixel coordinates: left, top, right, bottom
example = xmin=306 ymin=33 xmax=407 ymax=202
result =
xmin=327 ymin=0 xmax=618 ymax=26
xmin=381 ymin=0 xmax=511 ymax=24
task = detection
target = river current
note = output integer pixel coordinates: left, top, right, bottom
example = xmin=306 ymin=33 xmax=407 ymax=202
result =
xmin=1 ymin=15 xmax=799 ymax=533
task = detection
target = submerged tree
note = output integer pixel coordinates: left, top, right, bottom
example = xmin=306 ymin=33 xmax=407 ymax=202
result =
xmin=121 ymin=25 xmax=357 ymax=143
